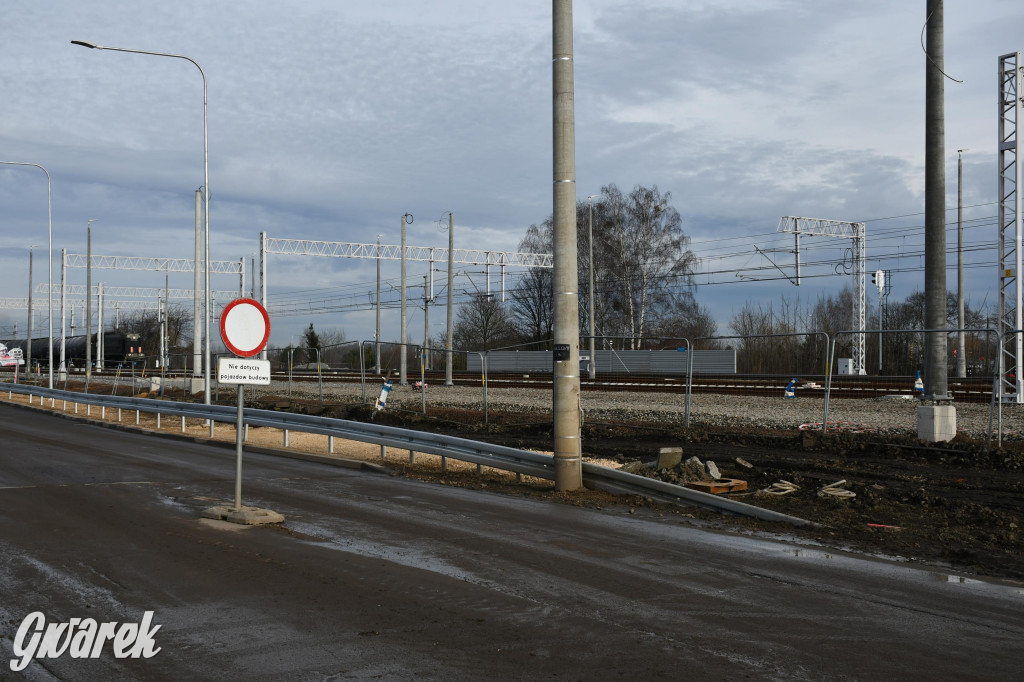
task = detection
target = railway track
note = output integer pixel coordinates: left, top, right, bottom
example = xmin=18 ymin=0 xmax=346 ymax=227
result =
xmin=40 ymin=368 xmax=997 ymax=404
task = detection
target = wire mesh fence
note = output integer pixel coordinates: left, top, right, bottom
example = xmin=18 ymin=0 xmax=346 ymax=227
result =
xmin=684 ymin=333 xmax=830 ymax=430
xmin=7 ymin=326 xmax=1023 ymax=444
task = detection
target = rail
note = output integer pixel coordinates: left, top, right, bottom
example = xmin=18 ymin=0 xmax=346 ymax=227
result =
xmin=2 ymin=382 xmax=812 ymax=527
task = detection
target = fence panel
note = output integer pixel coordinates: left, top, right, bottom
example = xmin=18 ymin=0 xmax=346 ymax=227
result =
xmin=825 ymin=328 xmax=999 ymax=441
xmin=686 ymin=333 xmax=830 ymax=431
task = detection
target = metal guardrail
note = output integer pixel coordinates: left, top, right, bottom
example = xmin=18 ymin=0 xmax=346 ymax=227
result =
xmin=1 ymin=382 xmax=813 ymax=526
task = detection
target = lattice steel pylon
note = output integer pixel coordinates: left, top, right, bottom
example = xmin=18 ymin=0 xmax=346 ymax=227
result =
xmin=778 ymin=216 xmax=867 ymax=374
xmin=999 ymin=52 xmax=1024 ymax=403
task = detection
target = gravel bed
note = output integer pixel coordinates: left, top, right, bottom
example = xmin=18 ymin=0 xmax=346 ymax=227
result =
xmin=238 ymin=379 xmax=1021 ymax=441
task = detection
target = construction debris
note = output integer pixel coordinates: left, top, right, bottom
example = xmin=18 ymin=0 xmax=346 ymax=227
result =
xmin=818 ymin=479 xmax=856 ymax=500
xmin=656 ymin=446 xmax=683 ymax=470
xmin=685 ymin=478 xmax=748 ymax=495
xmin=761 ymin=480 xmax=801 ymax=496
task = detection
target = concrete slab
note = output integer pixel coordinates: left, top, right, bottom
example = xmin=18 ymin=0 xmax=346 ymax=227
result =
xmin=202 ymin=505 xmax=285 ymax=525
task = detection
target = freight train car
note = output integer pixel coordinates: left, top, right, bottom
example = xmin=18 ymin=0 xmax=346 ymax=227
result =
xmin=468 ymin=349 xmax=736 ymax=375
xmin=0 ymin=332 xmax=134 ymax=368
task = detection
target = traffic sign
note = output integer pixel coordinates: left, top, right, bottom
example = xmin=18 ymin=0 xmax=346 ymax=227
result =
xmin=219 ymin=298 xmax=270 ymax=358
xmin=218 ymin=358 xmax=271 ymax=385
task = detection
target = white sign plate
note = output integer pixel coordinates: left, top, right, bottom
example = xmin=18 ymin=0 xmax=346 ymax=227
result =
xmin=218 ymin=358 xmax=271 ymax=385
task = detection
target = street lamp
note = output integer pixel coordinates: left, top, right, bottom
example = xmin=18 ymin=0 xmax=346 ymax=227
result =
xmin=72 ymin=39 xmax=212 ymax=404
xmin=0 ymin=161 xmax=53 ymax=388
xmin=400 ymin=212 xmax=413 ymax=385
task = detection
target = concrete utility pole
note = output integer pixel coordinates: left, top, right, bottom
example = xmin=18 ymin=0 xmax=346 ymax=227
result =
xmin=552 ymin=0 xmax=583 ymax=490
xmin=97 ymin=282 xmax=104 ymax=371
xmin=957 ymin=149 xmax=967 ymax=378
xmin=376 ymin=234 xmax=382 ymax=374
xmin=59 ymin=249 xmax=66 ymax=380
xmin=400 ymin=213 xmax=413 ymax=385
xmin=85 ymin=219 xmax=97 ymax=382
xmin=26 ymin=248 xmax=33 ymax=376
xmin=445 ymin=212 xmax=455 ymax=386
xmin=921 ymin=0 xmax=956 ymax=440
xmin=194 ymin=189 xmax=201 ymax=376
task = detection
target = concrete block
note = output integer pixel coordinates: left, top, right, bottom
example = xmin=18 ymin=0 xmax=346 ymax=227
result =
xmin=705 ymin=460 xmax=721 ymax=480
xmin=656 ymin=447 xmax=683 ymax=470
xmin=202 ymin=505 xmax=285 ymax=526
xmin=917 ymin=405 xmax=957 ymax=443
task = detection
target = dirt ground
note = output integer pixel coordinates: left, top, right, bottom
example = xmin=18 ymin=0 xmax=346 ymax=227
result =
xmin=362 ymin=402 xmax=1024 ymax=583
xmin=6 ymin=384 xmax=1023 ymax=583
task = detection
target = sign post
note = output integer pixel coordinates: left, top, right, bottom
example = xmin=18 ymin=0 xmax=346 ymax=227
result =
xmin=203 ymin=298 xmax=282 ymax=525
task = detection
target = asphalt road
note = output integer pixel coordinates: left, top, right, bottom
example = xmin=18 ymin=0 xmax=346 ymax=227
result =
xmin=0 ymin=402 xmax=1021 ymax=681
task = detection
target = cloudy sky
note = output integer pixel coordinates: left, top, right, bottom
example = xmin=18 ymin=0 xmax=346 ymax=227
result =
xmin=1 ymin=0 xmax=1021 ymax=348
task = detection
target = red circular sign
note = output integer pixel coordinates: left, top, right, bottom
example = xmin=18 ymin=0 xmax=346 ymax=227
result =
xmin=219 ymin=298 xmax=271 ymax=358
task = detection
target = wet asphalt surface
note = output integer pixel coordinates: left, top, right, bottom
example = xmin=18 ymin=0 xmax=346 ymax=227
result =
xmin=0 ymin=402 xmax=1021 ymax=681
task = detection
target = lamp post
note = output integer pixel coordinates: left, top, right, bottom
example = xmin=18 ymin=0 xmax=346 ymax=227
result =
xmin=586 ymin=194 xmax=598 ymax=380
xmin=445 ymin=212 xmax=455 ymax=387
xmin=27 ymin=247 xmax=34 ymax=379
xmin=0 ymin=161 xmax=53 ymax=388
xmin=400 ymin=212 xmax=413 ymax=385
xmin=72 ymin=39 xmax=211 ymax=404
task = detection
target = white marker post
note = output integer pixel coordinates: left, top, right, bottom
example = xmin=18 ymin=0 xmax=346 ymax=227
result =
xmin=214 ymin=298 xmax=276 ymax=522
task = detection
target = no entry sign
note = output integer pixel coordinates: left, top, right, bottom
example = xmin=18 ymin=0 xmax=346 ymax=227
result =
xmin=220 ymin=298 xmax=270 ymax=358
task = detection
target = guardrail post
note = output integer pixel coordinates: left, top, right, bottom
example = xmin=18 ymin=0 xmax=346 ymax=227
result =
xmin=135 ymin=409 xmax=140 ymax=425
xmin=244 ymin=424 xmax=249 ymax=441
xmin=117 ymin=407 xmax=122 ymax=422
xmin=156 ymin=412 xmax=161 ymax=429
xmin=379 ymin=444 xmax=386 ymax=459
xmin=86 ymin=403 xmax=90 ymax=416
xmin=441 ymin=456 xmax=447 ymax=471
xmin=283 ymin=429 xmax=289 ymax=447
xmin=181 ymin=416 xmax=186 ymax=433
xmin=328 ymin=435 xmax=334 ymax=454
xmin=101 ymin=405 xmax=106 ymax=419
xmin=409 ymin=449 xmax=415 ymax=463
xmin=74 ymin=401 xmax=78 ymax=414
xmin=209 ymin=419 xmax=214 ymax=438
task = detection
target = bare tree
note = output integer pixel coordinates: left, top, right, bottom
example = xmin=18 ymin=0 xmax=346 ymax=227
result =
xmin=508 ymin=183 xmax=701 ymax=350
xmin=508 ymin=222 xmax=553 ymax=345
xmin=120 ymin=304 xmax=192 ymax=367
xmin=589 ymin=184 xmax=698 ymax=347
xmin=453 ymin=295 xmax=515 ymax=351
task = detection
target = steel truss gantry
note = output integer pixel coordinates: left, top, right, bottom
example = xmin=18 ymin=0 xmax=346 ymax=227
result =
xmin=259 ymin=234 xmax=553 ymax=316
xmin=778 ymin=216 xmax=867 ymax=374
xmin=263 ymin=238 xmax=553 ymax=268
xmin=63 ymin=253 xmax=243 ymax=274
xmin=999 ymin=52 xmax=1024 ymax=403
xmin=36 ymin=283 xmax=238 ymax=301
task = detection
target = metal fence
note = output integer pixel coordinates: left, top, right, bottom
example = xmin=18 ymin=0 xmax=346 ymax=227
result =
xmin=4 ymin=327 xmax=1017 ymax=444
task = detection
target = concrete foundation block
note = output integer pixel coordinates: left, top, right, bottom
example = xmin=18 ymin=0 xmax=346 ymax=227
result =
xmin=656 ymin=447 xmax=683 ymax=470
xmin=917 ymin=405 xmax=957 ymax=443
xmin=202 ymin=505 xmax=285 ymax=526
